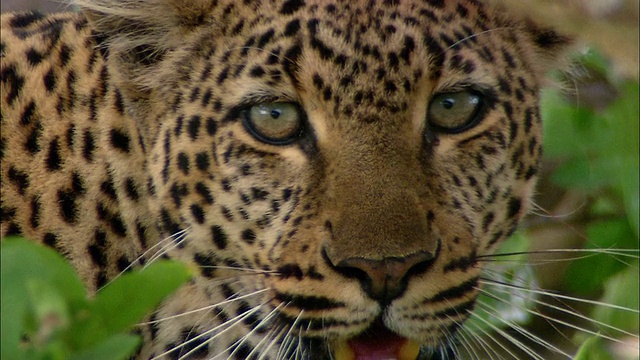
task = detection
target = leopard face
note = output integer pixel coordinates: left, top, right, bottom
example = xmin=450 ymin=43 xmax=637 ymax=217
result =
xmin=1 ymin=0 xmax=570 ymax=358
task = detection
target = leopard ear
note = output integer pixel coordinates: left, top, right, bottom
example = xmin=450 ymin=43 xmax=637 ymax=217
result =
xmin=76 ymin=0 xmax=218 ymax=92
xmin=521 ymin=19 xmax=574 ymax=74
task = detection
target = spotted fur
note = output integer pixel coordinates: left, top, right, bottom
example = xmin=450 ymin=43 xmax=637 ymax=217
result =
xmin=1 ymin=1 xmax=570 ymax=358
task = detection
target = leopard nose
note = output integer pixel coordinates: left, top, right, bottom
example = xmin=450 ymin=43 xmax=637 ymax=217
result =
xmin=325 ymin=250 xmax=437 ymax=303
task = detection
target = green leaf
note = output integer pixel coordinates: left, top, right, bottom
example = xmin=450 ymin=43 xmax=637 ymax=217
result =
xmin=603 ymin=81 xmax=640 ymax=238
xmin=1 ymin=237 xmax=86 ymax=360
xmin=71 ymin=334 xmax=141 ymax=360
xmin=577 ymin=48 xmax=612 ymax=78
xmin=71 ymin=261 xmax=191 ymax=348
xmin=564 ymin=220 xmax=637 ymax=294
xmin=574 ymin=336 xmax=615 ymax=360
xmin=592 ymin=263 xmax=639 ymax=334
xmin=541 ymin=90 xmax=593 ymax=159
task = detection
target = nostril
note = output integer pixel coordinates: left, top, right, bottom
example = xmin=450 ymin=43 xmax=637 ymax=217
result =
xmin=323 ymin=247 xmax=438 ymax=303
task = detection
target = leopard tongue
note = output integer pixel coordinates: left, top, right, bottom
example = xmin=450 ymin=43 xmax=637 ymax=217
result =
xmin=333 ymin=326 xmax=421 ymax=360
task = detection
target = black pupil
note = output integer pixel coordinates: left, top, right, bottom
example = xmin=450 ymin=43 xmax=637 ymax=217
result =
xmin=271 ymin=109 xmax=281 ymax=119
xmin=442 ymin=98 xmax=455 ymax=109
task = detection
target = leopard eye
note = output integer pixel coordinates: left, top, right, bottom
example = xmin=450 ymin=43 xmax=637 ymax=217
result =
xmin=242 ymin=102 xmax=303 ymax=145
xmin=427 ymin=90 xmax=484 ymax=134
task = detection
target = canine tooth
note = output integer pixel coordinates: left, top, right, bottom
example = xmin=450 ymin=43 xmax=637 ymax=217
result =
xmin=333 ymin=340 xmax=355 ymax=360
xmin=399 ymin=340 xmax=421 ymax=360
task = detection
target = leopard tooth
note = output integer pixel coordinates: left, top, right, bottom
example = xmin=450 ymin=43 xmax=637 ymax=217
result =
xmin=399 ymin=339 xmax=421 ymax=360
xmin=333 ymin=339 xmax=355 ymax=360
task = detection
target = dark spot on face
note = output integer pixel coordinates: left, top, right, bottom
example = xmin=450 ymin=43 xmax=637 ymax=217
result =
xmin=177 ymin=152 xmax=190 ymax=175
xmin=8 ymin=166 xmax=30 ymax=195
xmin=43 ymin=68 xmax=56 ymax=92
xmin=110 ymin=128 xmax=131 ymax=153
xmin=284 ymin=19 xmax=301 ymax=37
xmin=83 ymin=130 xmax=96 ymax=162
xmin=188 ymin=115 xmax=201 ymax=140
xmin=194 ymin=253 xmax=216 ymax=278
xmin=45 ymin=137 xmax=62 ymax=171
xmin=241 ymin=228 xmax=256 ymax=244
xmin=43 ymin=232 xmax=58 ymax=248
xmin=191 ymin=204 xmax=206 ymax=224
xmin=30 ymin=197 xmax=41 ymax=228
xmin=507 ymin=197 xmax=522 ymax=219
xmin=211 ymin=225 xmax=228 ymax=249
xmin=280 ymin=0 xmax=306 ymax=15
xmin=124 ymin=177 xmax=140 ymax=201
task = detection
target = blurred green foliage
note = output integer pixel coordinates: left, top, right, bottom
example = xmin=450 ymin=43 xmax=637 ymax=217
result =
xmin=1 ymin=237 xmax=192 ymax=360
xmin=540 ymin=48 xmax=639 ymax=357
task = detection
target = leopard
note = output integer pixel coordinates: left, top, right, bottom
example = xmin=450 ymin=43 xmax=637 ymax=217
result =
xmin=1 ymin=0 xmax=573 ymax=359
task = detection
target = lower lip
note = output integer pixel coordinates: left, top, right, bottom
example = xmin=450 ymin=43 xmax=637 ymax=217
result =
xmin=332 ymin=321 xmax=421 ymax=360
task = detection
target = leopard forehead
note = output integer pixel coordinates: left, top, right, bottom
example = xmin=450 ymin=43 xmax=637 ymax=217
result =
xmin=109 ymin=1 xmax=542 ymax=109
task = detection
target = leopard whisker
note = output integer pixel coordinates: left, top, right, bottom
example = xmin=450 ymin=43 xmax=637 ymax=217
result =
xmin=276 ymin=309 xmax=303 ymax=360
xmin=257 ymin=323 xmax=287 ymax=360
xmin=154 ymin=298 xmax=269 ymax=360
xmin=238 ymin=302 xmax=286 ymax=359
xmin=453 ymin=326 xmax=480 ymax=360
xmin=478 ymin=248 xmax=639 ymax=261
xmin=481 ymin=280 xmax=639 ymax=339
xmin=465 ymin=317 xmax=520 ymax=359
xmin=475 ymin=289 xmax=573 ymax=358
xmin=467 ymin=309 xmax=546 ymax=360
xmin=442 ymin=320 xmax=470 ymax=360
xmin=144 ymin=228 xmax=190 ymax=268
xmin=211 ymin=299 xmax=277 ymax=359
xmin=527 ymin=199 xmax=589 ymax=220
xmin=459 ymin=325 xmax=505 ymax=360
xmin=476 ymin=289 xmax=635 ymax=350
xmin=198 ymin=265 xmax=279 ymax=275
xmin=139 ymin=288 xmax=270 ymax=325
xmin=480 ymin=277 xmax=640 ymax=315
xmin=106 ymin=229 xmax=188 ymax=286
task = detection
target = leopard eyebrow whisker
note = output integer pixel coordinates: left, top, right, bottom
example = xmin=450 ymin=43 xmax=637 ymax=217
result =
xmin=526 ymin=199 xmax=589 ymax=220
xmin=446 ymin=27 xmax=512 ymax=50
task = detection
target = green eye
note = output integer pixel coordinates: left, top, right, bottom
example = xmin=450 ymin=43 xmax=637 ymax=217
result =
xmin=427 ymin=90 xmax=484 ymax=133
xmin=242 ymin=102 xmax=303 ymax=145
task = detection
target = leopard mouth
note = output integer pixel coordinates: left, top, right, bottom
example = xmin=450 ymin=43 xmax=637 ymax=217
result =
xmin=332 ymin=320 xmax=422 ymax=360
